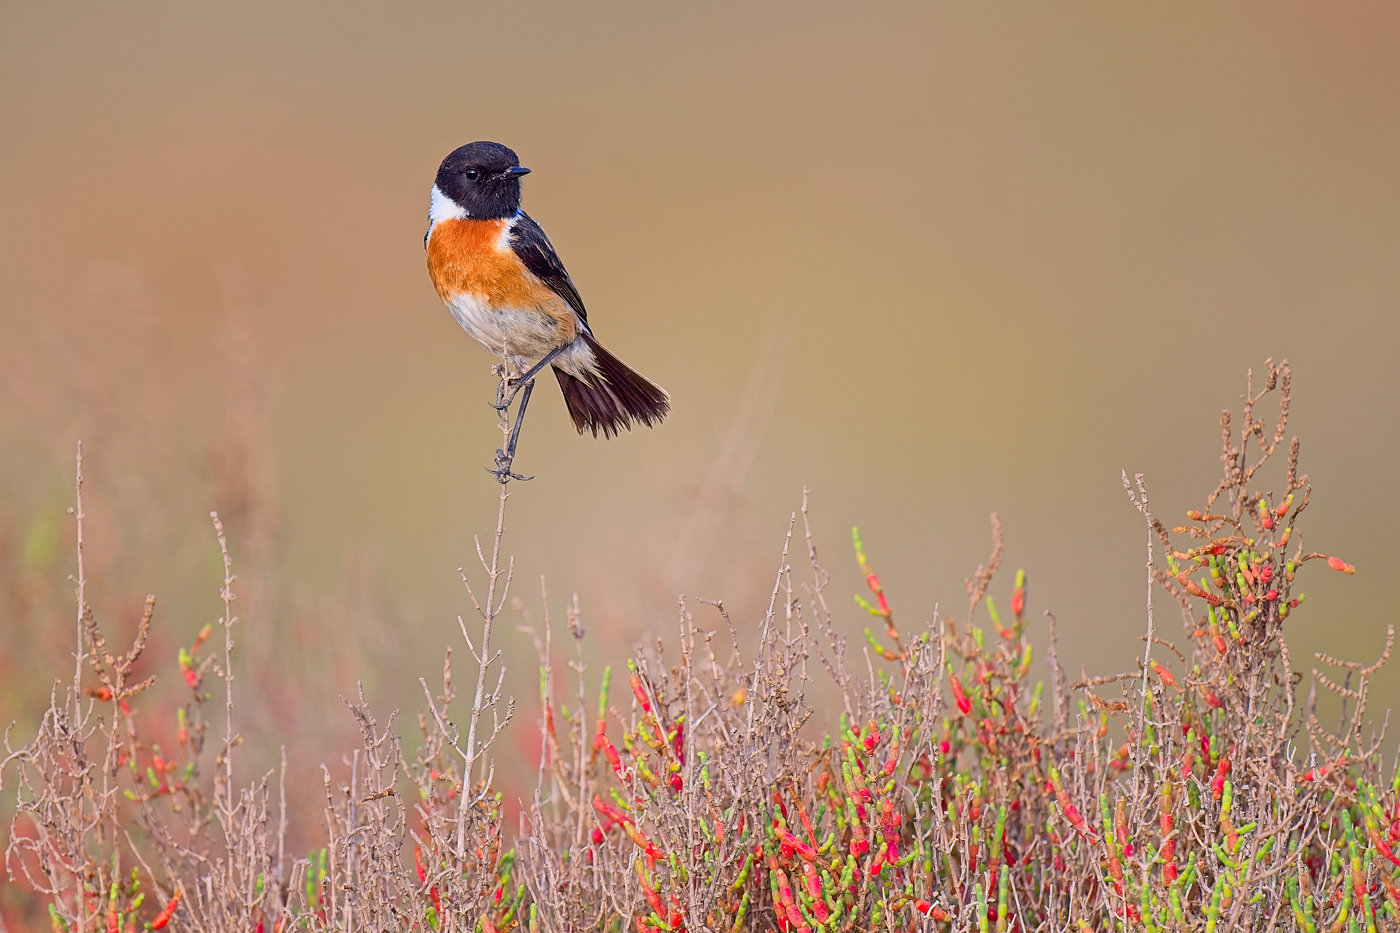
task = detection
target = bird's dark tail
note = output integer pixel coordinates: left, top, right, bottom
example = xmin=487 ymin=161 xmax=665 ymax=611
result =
xmin=553 ymin=333 xmax=670 ymax=439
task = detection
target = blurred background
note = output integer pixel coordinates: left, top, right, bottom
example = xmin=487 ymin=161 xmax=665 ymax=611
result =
xmin=2 ymin=0 xmax=1398 ymax=902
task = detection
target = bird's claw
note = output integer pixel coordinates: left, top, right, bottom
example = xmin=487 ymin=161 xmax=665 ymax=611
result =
xmin=484 ymin=465 xmax=533 ymax=483
xmin=486 ymin=449 xmax=533 ymax=484
xmin=492 ymin=377 xmax=525 ymax=413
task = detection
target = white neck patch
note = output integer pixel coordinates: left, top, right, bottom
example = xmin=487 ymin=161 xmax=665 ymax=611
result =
xmin=429 ymin=184 xmax=468 ymax=225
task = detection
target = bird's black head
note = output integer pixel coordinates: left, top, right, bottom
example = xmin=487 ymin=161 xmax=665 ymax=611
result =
xmin=433 ymin=141 xmax=530 ymax=220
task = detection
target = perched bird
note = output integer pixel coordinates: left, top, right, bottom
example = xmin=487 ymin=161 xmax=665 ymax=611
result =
xmin=425 ymin=141 xmax=669 ymax=477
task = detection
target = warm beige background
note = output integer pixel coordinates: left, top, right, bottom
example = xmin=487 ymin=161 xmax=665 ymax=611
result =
xmin=2 ymin=1 xmax=1398 ymax=825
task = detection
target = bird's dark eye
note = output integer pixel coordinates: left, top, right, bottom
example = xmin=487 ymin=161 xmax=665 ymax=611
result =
xmin=463 ymin=168 xmax=480 ymax=180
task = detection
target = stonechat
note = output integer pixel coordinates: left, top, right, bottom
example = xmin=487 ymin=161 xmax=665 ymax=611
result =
xmin=425 ymin=141 xmax=669 ymax=478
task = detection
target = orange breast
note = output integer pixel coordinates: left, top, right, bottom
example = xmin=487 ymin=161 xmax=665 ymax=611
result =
xmin=427 ymin=218 xmax=559 ymax=311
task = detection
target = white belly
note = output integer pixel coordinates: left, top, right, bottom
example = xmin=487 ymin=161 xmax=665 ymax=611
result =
xmin=446 ymin=291 xmax=560 ymax=359
xmin=445 ymin=292 xmax=597 ymax=377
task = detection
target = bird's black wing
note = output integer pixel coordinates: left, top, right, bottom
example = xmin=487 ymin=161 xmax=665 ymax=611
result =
xmin=509 ymin=211 xmax=590 ymax=331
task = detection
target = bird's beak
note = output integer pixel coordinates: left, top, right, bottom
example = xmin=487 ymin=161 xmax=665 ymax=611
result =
xmin=504 ymin=166 xmax=531 ymax=178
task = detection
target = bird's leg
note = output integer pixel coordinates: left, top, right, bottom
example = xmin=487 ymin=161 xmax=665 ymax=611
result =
xmin=489 ymin=380 xmax=536 ymax=483
xmin=493 ymin=343 xmax=568 ymax=413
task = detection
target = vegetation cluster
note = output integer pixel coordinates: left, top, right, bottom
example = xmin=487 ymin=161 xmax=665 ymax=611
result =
xmin=5 ymin=360 xmax=1395 ymax=933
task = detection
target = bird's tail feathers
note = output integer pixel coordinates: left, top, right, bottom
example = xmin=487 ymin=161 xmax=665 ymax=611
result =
xmin=553 ymin=334 xmax=670 ymax=439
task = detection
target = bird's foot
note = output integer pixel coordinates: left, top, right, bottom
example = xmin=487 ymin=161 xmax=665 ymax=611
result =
xmin=490 ymin=363 xmax=520 ymax=412
xmin=486 ymin=448 xmax=533 ymax=484
xmin=493 ymin=346 xmax=565 ymax=413
xmin=492 ymin=380 xmax=519 ymax=413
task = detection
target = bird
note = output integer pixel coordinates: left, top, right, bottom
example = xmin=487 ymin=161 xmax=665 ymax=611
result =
xmin=424 ymin=141 xmax=670 ymax=480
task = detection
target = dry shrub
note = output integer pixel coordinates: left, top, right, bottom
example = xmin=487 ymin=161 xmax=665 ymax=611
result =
xmin=3 ymin=456 xmax=520 ymax=933
xmin=4 ymin=359 xmax=1395 ymax=932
